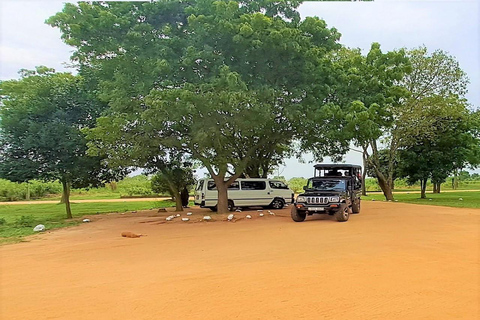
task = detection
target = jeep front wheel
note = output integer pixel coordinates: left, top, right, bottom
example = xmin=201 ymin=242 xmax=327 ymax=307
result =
xmin=335 ymin=204 xmax=351 ymax=222
xmin=291 ymin=206 xmax=306 ymax=222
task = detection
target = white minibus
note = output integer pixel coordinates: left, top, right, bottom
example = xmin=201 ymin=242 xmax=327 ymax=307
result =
xmin=194 ymin=178 xmax=294 ymax=211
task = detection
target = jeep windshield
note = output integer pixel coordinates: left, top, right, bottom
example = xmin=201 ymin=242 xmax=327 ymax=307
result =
xmin=305 ymin=179 xmax=346 ymax=192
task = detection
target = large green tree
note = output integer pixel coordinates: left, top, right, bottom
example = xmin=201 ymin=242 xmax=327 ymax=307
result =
xmin=322 ymin=44 xmax=411 ymax=200
xmin=396 ymin=96 xmax=479 ymax=198
xmin=48 ymin=0 xmax=344 ymax=213
xmin=0 ymin=67 xmax=126 ymax=218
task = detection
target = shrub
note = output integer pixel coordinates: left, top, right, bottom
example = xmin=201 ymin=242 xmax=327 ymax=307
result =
xmin=14 ymin=215 xmax=37 ymax=228
xmin=0 ymin=217 xmax=6 ymax=225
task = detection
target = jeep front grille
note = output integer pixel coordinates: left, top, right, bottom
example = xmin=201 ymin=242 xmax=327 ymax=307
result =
xmin=306 ymin=197 xmax=329 ymax=204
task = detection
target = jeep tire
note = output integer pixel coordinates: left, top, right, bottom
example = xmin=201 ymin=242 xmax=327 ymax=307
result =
xmin=335 ymin=204 xmax=351 ymax=222
xmin=352 ymin=199 xmax=361 ymax=214
xmin=291 ymin=206 xmax=306 ymax=222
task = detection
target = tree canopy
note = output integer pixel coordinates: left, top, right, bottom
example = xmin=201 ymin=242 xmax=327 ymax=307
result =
xmin=0 ymin=67 xmax=126 ymax=218
xmin=48 ymin=0 xmax=347 ymax=212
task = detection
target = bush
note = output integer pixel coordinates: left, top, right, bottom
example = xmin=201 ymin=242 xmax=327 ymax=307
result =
xmin=0 ymin=217 xmax=6 ymax=225
xmin=14 ymin=215 xmax=37 ymax=228
xmin=124 ymin=186 xmax=155 ymax=197
xmin=0 ymin=179 xmax=63 ymax=201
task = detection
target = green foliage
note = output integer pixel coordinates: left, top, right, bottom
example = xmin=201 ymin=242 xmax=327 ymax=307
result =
xmin=48 ymin=1 xmax=344 ymax=213
xmin=151 ymin=163 xmax=195 ymax=197
xmin=0 ymin=217 xmax=6 ymax=225
xmin=0 ymin=68 xmax=128 ymax=217
xmin=14 ymin=215 xmax=37 ymax=228
xmin=287 ymin=177 xmax=308 ymax=193
xmin=397 ymin=97 xmax=479 ymax=188
xmin=0 ymin=179 xmax=62 ymax=201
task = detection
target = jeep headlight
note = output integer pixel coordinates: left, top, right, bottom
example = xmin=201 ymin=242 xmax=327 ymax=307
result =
xmin=329 ymin=196 xmax=340 ymax=203
xmin=296 ymin=196 xmax=306 ymax=203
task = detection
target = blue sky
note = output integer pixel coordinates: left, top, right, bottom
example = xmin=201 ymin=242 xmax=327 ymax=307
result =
xmin=1 ymin=0 xmax=478 ymax=178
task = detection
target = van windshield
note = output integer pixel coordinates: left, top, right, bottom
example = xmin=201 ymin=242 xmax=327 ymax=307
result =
xmin=306 ymin=179 xmax=346 ymax=192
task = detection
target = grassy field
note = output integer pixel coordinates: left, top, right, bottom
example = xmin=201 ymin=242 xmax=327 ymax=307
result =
xmin=0 ymin=200 xmax=177 ymax=244
xmin=363 ymin=191 xmax=480 ymax=209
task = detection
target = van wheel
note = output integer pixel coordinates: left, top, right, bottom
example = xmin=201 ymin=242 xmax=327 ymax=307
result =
xmin=335 ymin=205 xmax=351 ymax=222
xmin=228 ymin=200 xmax=234 ymax=212
xmin=291 ymin=206 xmax=306 ymax=222
xmin=270 ymin=198 xmax=285 ymax=209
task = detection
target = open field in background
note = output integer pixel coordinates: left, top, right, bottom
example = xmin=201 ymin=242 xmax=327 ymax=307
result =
xmin=0 ymin=200 xmax=178 ymax=244
xmin=364 ymin=191 xmax=480 ymax=209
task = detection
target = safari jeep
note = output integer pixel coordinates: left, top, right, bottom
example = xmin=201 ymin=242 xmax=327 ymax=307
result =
xmin=291 ymin=164 xmax=362 ymax=222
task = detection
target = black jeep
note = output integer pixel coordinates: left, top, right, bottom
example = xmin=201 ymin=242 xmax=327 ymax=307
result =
xmin=291 ymin=164 xmax=362 ymax=222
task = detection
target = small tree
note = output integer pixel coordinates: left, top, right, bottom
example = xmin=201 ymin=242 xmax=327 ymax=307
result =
xmin=151 ymin=162 xmax=195 ymax=211
xmin=0 ymin=68 xmax=126 ymax=218
xmin=288 ymin=177 xmax=308 ymax=194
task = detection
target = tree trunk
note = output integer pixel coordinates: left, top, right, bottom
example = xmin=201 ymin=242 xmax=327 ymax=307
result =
xmin=436 ymin=182 xmax=441 ymax=194
xmin=433 ymin=182 xmax=441 ymax=194
xmin=376 ymin=174 xmax=394 ymax=201
xmin=420 ymin=179 xmax=427 ymax=199
xmin=215 ymin=181 xmax=229 ymax=214
xmin=181 ymin=187 xmax=189 ymax=207
xmin=62 ymin=180 xmax=72 ymax=219
xmin=362 ymin=149 xmax=367 ymax=196
xmin=174 ymin=190 xmax=183 ymax=212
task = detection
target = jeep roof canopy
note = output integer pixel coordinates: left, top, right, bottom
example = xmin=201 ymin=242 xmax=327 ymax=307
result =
xmin=313 ymin=164 xmax=362 ymax=178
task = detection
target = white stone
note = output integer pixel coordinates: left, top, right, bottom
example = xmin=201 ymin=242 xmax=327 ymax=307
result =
xmin=257 ymin=210 xmax=263 ymax=212
xmin=246 ymin=215 xmax=252 ymax=219
xmin=33 ymin=224 xmax=45 ymax=232
xmin=82 ymin=219 xmax=91 ymax=223
xmin=176 ymin=214 xmax=181 ymax=217
xmin=259 ymin=213 xmax=264 ymax=217
xmin=235 ymin=209 xmax=242 ymax=212
xmin=203 ymin=216 xmax=212 ymax=221
xmin=227 ymin=214 xmax=234 ymax=221
xmin=459 ymin=198 xmax=463 ymax=201
xmin=269 ymin=211 xmax=275 ymax=215
xmin=166 ymin=217 xmax=172 ymax=221
xmin=429 ymin=199 xmax=432 ymax=201
xmin=186 ymin=212 xmax=193 ymax=216
xmin=182 ymin=218 xmax=190 ymax=222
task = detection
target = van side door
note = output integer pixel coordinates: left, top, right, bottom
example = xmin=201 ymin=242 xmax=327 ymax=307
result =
xmin=239 ymin=180 xmax=269 ymax=206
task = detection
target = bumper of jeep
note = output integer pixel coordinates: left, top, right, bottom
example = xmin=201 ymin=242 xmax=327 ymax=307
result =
xmin=295 ymin=203 xmax=342 ymax=213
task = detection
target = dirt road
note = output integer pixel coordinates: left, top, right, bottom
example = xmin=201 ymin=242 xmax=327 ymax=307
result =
xmin=1 ymin=202 xmax=479 ymax=320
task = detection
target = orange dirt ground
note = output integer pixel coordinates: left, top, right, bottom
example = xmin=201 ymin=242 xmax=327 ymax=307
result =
xmin=1 ymin=202 xmax=479 ymax=320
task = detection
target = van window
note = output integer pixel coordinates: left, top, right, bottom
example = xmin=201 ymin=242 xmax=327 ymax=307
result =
xmin=207 ymin=181 xmax=240 ymax=190
xmin=269 ymin=181 xmax=289 ymax=189
xmin=196 ymin=180 xmax=204 ymax=191
xmin=241 ymin=181 xmax=266 ymax=190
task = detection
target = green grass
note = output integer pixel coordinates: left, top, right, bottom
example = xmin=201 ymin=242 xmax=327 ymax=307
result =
xmin=363 ymin=191 xmax=480 ymax=209
xmin=0 ymin=200 xmax=177 ymax=244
